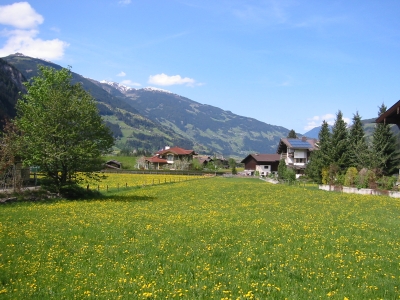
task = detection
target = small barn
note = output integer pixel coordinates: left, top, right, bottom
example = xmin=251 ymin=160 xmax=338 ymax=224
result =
xmin=104 ymin=160 xmax=122 ymax=169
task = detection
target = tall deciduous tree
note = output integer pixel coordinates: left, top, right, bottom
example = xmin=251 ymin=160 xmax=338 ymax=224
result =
xmin=371 ymin=104 xmax=400 ymax=175
xmin=15 ymin=66 xmax=114 ymax=189
xmin=330 ymin=110 xmax=349 ymax=171
xmin=348 ymin=112 xmax=369 ymax=169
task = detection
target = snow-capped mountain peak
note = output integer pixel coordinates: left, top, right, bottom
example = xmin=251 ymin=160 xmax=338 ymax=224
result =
xmin=100 ymin=80 xmax=135 ymax=93
xmin=142 ymin=86 xmax=173 ymax=94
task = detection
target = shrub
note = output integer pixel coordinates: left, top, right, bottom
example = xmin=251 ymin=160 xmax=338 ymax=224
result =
xmin=285 ymin=168 xmax=296 ymax=183
xmin=377 ymin=176 xmax=397 ymax=190
xmin=356 ymin=168 xmax=369 ymax=189
xmin=321 ymin=167 xmax=329 ymax=184
xmin=344 ymin=167 xmax=358 ymax=187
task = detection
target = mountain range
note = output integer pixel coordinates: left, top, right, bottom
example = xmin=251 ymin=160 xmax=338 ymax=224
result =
xmin=0 ymin=53 xmax=385 ymax=158
xmin=0 ymin=54 xmax=295 ymax=157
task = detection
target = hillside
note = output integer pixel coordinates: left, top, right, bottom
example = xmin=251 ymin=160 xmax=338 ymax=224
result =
xmin=113 ymin=86 xmax=290 ymax=155
xmin=2 ymin=54 xmax=292 ymax=156
xmin=0 ymin=58 xmax=26 ymax=124
xmin=2 ymin=54 xmax=194 ymax=153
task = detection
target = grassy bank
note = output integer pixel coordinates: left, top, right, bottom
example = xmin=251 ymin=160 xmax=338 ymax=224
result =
xmin=0 ymin=177 xmax=399 ymax=299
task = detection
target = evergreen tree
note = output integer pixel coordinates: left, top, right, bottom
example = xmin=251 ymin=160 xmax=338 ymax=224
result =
xmin=330 ymin=111 xmax=349 ymax=171
xmin=371 ymin=104 xmax=400 ymax=175
xmin=348 ymin=112 xmax=369 ymax=169
xmin=277 ymin=159 xmax=287 ymax=180
xmin=287 ymin=129 xmax=297 ymax=138
xmin=318 ymin=120 xmax=332 ymax=167
xmin=305 ymin=120 xmax=331 ymax=182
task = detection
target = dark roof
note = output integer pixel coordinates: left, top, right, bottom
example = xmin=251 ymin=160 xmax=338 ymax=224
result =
xmin=376 ymin=100 xmax=400 ymax=125
xmin=104 ymin=160 xmax=122 ymax=169
xmin=241 ymin=153 xmax=281 ymax=164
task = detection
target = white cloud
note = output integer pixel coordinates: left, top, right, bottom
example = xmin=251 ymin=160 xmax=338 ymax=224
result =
xmin=121 ymin=79 xmax=141 ymax=87
xmin=0 ymin=2 xmax=68 ymax=60
xmin=118 ymin=0 xmax=131 ymax=5
xmin=304 ymin=113 xmax=350 ymax=131
xmin=0 ymin=2 xmax=43 ymax=29
xmin=117 ymin=71 xmax=126 ymax=77
xmin=148 ymin=73 xmax=196 ymax=86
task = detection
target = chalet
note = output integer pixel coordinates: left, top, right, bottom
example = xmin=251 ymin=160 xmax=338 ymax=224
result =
xmin=104 ymin=160 xmax=122 ymax=169
xmin=194 ymin=155 xmax=213 ymax=167
xmin=276 ymin=137 xmax=318 ymax=178
xmin=375 ymin=100 xmax=400 ymax=126
xmin=241 ymin=153 xmax=281 ymax=176
xmin=145 ymin=146 xmax=197 ymax=170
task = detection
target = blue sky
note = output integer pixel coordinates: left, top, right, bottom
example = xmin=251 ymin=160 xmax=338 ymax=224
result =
xmin=1 ymin=1 xmax=400 ymax=134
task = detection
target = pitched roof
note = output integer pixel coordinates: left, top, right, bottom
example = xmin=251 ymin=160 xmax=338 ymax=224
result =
xmin=241 ymin=153 xmax=281 ymax=163
xmin=145 ymin=156 xmax=168 ymax=163
xmin=375 ymin=100 xmax=400 ymax=124
xmin=277 ymin=138 xmax=317 ymax=153
xmin=155 ymin=146 xmax=196 ymax=156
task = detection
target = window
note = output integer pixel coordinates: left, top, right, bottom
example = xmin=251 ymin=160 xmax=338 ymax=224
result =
xmin=264 ymin=165 xmax=270 ymax=169
xmin=167 ymin=154 xmax=174 ymax=161
xmin=295 ymin=158 xmax=304 ymax=163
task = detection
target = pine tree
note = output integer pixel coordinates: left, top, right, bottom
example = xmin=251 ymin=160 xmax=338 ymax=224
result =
xmin=371 ymin=104 xmax=400 ymax=175
xmin=287 ymin=129 xmax=297 ymax=138
xmin=348 ymin=112 xmax=369 ymax=169
xmin=330 ymin=111 xmax=349 ymax=171
xmin=318 ymin=120 xmax=332 ymax=168
xmin=305 ymin=120 xmax=331 ymax=182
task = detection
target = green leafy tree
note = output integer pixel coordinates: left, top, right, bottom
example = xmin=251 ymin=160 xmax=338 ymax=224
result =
xmin=15 ymin=66 xmax=114 ymax=190
xmin=191 ymin=158 xmax=203 ymax=171
xmin=228 ymin=158 xmax=237 ymax=174
xmin=370 ymin=104 xmax=400 ymax=175
xmin=285 ymin=168 xmax=296 ymax=183
xmin=330 ymin=111 xmax=349 ymax=171
xmin=277 ymin=158 xmax=287 ymax=180
xmin=287 ymin=129 xmax=297 ymax=138
xmin=348 ymin=112 xmax=369 ymax=169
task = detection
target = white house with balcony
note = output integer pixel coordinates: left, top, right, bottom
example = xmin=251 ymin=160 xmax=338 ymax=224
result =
xmin=276 ymin=137 xmax=318 ymax=178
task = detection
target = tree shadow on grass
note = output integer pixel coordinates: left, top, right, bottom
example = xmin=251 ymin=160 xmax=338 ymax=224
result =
xmin=99 ymin=194 xmax=156 ymax=202
xmin=1 ymin=185 xmax=156 ymax=204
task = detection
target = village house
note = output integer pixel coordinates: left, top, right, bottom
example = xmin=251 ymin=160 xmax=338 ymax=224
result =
xmin=276 ymin=137 xmax=318 ymax=178
xmin=240 ymin=153 xmax=281 ymax=176
xmin=375 ymin=100 xmax=400 ymax=126
xmin=144 ymin=146 xmax=197 ymax=170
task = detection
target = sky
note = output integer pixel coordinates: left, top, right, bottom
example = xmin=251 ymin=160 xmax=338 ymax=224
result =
xmin=0 ymin=0 xmax=400 ymax=134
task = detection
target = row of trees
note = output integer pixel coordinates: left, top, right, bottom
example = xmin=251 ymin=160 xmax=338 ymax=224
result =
xmin=305 ymin=106 xmax=400 ymax=185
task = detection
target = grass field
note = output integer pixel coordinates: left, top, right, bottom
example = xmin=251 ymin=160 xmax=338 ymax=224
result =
xmin=1 ymin=176 xmax=399 ymax=299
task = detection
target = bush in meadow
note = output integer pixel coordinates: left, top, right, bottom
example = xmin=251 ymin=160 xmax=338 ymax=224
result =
xmin=344 ymin=167 xmax=358 ymax=187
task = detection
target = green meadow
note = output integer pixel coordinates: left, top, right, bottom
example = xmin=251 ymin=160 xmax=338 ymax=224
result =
xmin=0 ymin=176 xmax=399 ymax=299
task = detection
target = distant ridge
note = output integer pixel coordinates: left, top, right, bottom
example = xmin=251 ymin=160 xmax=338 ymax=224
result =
xmin=3 ymin=53 xmax=293 ymax=157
